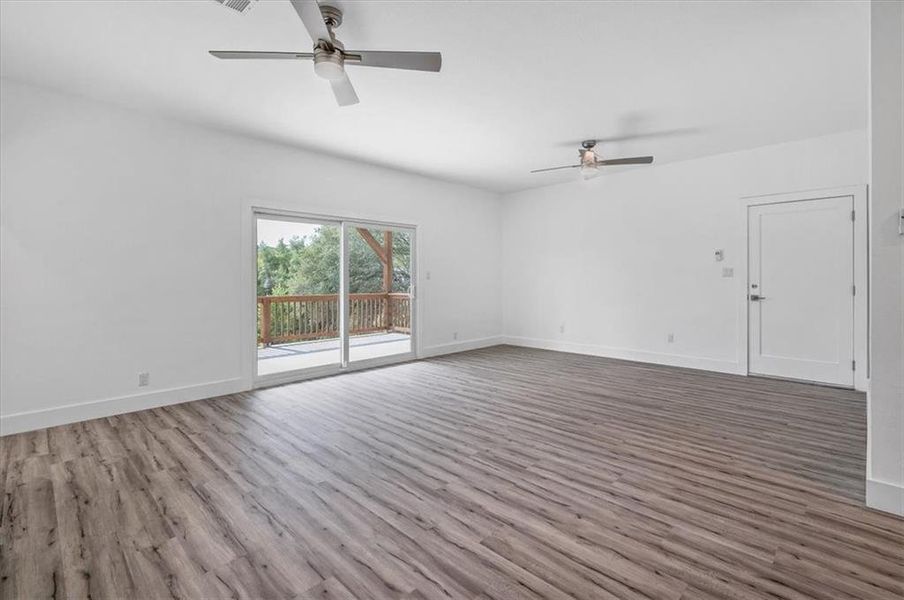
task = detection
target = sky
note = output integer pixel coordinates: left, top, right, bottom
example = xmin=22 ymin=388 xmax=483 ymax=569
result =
xmin=257 ymin=218 xmax=328 ymax=247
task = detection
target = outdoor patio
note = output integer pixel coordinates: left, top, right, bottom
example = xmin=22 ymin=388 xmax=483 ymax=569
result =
xmin=257 ymin=332 xmax=411 ymax=375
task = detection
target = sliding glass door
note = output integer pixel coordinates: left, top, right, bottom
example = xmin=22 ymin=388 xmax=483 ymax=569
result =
xmin=255 ymin=216 xmax=342 ymax=376
xmin=344 ymin=223 xmax=414 ymax=365
xmin=254 ymin=211 xmax=415 ymax=383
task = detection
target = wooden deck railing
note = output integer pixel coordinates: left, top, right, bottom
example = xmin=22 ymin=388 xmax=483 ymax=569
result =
xmin=258 ymin=293 xmax=411 ymax=345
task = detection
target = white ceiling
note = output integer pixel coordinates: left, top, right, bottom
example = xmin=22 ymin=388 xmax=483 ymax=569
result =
xmin=0 ymin=1 xmax=868 ymax=193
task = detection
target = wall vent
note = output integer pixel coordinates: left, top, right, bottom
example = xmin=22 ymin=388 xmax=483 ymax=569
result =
xmin=212 ymin=0 xmax=257 ymax=14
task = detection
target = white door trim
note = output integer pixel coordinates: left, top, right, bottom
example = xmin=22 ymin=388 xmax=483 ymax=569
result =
xmin=737 ymin=185 xmax=868 ymax=391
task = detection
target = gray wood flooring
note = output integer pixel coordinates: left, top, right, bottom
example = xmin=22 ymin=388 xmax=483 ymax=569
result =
xmin=1 ymin=345 xmax=902 ymax=599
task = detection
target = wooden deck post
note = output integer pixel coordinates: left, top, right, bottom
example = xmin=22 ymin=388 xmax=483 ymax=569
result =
xmin=260 ymin=296 xmax=271 ymax=346
xmin=383 ymin=230 xmax=393 ymax=330
xmin=356 ymin=227 xmax=395 ymax=332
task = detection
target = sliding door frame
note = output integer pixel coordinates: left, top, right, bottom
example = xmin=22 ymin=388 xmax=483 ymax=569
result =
xmin=248 ymin=207 xmax=418 ymax=389
xmin=341 ymin=220 xmax=418 ymax=369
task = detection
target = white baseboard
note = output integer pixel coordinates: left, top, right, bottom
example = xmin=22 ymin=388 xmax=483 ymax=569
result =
xmin=0 ymin=336 xmax=506 ymax=436
xmin=0 ymin=377 xmax=247 ymax=436
xmin=503 ymin=335 xmax=744 ymax=375
xmin=866 ymin=478 xmax=904 ymax=517
xmin=418 ymin=335 xmax=505 ymax=359
xmin=0 ymin=335 xmax=740 ymax=436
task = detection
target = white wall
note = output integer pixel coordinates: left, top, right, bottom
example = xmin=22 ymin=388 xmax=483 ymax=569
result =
xmin=501 ymin=130 xmax=868 ymax=374
xmin=867 ymin=0 xmax=904 ymax=517
xmin=0 ymin=79 xmax=502 ymax=434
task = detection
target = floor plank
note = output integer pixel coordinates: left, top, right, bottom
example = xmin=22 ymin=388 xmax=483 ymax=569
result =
xmin=1 ymin=346 xmax=901 ymax=599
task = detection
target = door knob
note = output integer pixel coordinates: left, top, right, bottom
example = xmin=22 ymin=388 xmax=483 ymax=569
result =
xmin=750 ymin=294 xmax=766 ymax=301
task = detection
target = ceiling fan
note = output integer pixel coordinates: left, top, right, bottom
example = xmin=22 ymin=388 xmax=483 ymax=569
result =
xmin=531 ymin=140 xmax=654 ymax=179
xmin=209 ymin=0 xmax=442 ymax=107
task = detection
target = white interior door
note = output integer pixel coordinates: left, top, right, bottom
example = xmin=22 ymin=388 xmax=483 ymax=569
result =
xmin=748 ymin=196 xmax=854 ymax=387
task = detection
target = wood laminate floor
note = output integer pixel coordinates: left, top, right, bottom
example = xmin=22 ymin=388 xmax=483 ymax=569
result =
xmin=1 ymin=346 xmax=902 ymax=599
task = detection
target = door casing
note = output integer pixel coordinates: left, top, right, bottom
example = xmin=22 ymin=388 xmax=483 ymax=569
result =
xmin=738 ymin=186 xmax=868 ymax=391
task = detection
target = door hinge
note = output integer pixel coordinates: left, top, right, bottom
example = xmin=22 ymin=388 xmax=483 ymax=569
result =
xmin=852 ymin=360 xmax=856 ymax=371
xmin=851 ymin=210 xmax=855 ymax=222
xmin=852 ymin=284 xmax=856 ymax=296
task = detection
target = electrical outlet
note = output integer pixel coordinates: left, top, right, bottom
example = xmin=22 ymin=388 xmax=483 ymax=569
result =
xmin=453 ymin=331 xmax=458 ymax=341
xmin=138 ymin=372 xmax=150 ymax=387
xmin=667 ymin=333 xmax=675 ymax=343
xmin=722 ymin=267 xmax=734 ymax=278
xmin=426 ymin=271 xmax=432 ymax=280
xmin=559 ymin=323 xmax=565 ymax=334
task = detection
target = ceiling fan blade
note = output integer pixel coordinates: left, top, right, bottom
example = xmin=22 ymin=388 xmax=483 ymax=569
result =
xmin=344 ymin=51 xmax=442 ymax=72
xmin=561 ymin=128 xmax=699 ymax=147
xmin=209 ymin=51 xmax=315 ymax=60
xmin=330 ymin=73 xmax=359 ymax=106
xmin=289 ymin=0 xmax=332 ymax=46
xmin=597 ymin=156 xmax=654 ymax=166
xmin=530 ymin=165 xmax=580 ymax=174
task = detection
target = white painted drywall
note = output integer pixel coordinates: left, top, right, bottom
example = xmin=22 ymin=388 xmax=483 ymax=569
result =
xmin=0 ymin=79 xmax=502 ymax=433
xmin=866 ymin=0 xmax=904 ymax=516
xmin=501 ymin=130 xmax=868 ymax=374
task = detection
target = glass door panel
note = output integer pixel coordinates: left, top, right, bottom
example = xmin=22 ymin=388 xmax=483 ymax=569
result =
xmin=256 ymin=216 xmax=341 ymax=376
xmin=344 ymin=224 xmax=414 ymax=364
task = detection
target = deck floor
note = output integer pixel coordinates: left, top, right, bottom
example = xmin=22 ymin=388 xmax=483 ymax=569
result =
xmin=1 ymin=345 xmax=902 ymax=599
xmin=257 ymin=332 xmax=411 ymax=375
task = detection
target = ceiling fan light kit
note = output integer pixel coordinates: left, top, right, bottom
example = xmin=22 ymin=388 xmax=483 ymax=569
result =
xmin=580 ymin=164 xmax=600 ymax=180
xmin=210 ymin=0 xmax=442 ymax=106
xmin=313 ymin=45 xmax=345 ymax=81
xmin=531 ymin=139 xmax=655 ymax=180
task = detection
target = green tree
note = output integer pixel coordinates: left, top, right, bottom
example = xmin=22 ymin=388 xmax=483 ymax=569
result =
xmin=257 ymin=226 xmax=410 ymax=296
xmin=257 ymin=236 xmax=306 ymax=296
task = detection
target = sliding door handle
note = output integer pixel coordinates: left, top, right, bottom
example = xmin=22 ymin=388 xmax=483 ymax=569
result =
xmin=749 ymin=294 xmax=766 ymax=301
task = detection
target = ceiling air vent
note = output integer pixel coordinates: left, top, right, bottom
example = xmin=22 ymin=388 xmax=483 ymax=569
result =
xmin=212 ymin=0 xmax=257 ymax=14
